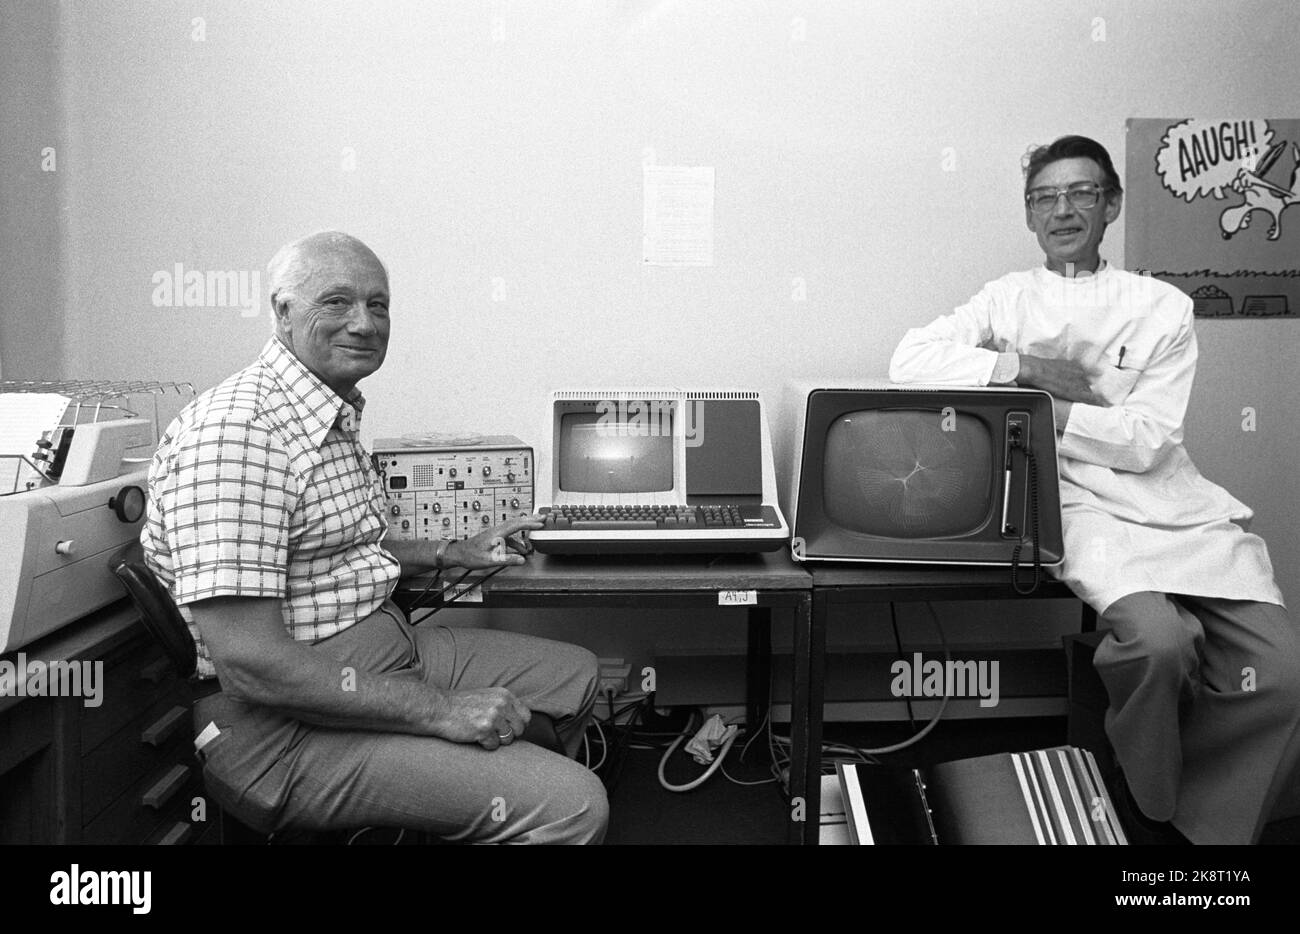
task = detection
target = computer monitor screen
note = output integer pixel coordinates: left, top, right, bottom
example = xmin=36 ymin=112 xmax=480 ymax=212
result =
xmin=822 ymin=408 xmax=993 ymax=538
xmin=557 ymin=411 xmax=674 ymax=494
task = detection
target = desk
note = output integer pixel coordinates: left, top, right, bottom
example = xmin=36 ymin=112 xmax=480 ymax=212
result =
xmin=804 ymin=565 xmax=1093 ymax=846
xmin=393 ymin=551 xmax=815 ymax=845
xmin=392 ymin=559 xmax=1090 ymax=846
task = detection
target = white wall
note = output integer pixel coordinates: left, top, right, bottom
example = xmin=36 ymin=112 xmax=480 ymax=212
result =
xmin=3 ymin=0 xmax=1297 ymax=697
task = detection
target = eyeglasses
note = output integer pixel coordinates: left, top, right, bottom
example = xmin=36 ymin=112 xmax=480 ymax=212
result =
xmin=1025 ymin=184 xmax=1110 ymax=214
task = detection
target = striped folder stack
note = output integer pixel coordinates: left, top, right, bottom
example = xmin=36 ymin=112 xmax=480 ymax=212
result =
xmin=838 ymin=745 xmax=1128 ymax=845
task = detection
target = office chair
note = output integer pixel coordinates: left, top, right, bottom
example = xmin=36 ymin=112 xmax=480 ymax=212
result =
xmin=111 ymin=557 xmax=563 ymax=844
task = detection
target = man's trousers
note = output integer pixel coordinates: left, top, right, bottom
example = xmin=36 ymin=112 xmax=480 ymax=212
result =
xmin=193 ymin=603 xmax=608 ymax=844
xmin=1095 ymin=592 xmax=1300 ymax=844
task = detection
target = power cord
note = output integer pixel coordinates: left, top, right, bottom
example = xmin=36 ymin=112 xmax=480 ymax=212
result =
xmin=721 ymin=709 xmax=779 ymax=786
xmin=404 ymin=568 xmax=443 ymax=616
xmin=764 ymin=601 xmax=951 ymax=787
xmin=582 ymin=602 xmax=957 ymax=796
xmin=407 ymin=565 xmax=508 ymax=618
xmin=853 ymin=600 xmax=951 ymax=756
xmin=584 ymin=719 xmax=608 ymax=772
xmin=657 ymin=709 xmax=742 ymax=793
xmin=889 ymin=601 xmax=918 ymax=732
xmin=587 ymin=694 xmax=654 ymax=791
xmin=719 ymin=765 xmax=777 ymax=787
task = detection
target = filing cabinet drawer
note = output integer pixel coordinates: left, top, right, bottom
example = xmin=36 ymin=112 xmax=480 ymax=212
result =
xmin=144 ymin=776 xmax=213 ymax=845
xmin=81 ymin=635 xmax=179 ymax=751
xmin=82 ymin=744 xmax=199 ymax=844
xmin=147 ymin=819 xmax=197 ymax=845
xmin=82 ymin=687 xmax=193 ymax=821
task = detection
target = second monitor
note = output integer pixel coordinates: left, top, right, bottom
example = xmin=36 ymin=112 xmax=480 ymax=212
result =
xmin=530 ymin=389 xmax=789 ymax=555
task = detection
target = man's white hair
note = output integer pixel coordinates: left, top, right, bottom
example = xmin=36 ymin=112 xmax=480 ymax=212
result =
xmin=266 ymin=231 xmax=388 ymax=333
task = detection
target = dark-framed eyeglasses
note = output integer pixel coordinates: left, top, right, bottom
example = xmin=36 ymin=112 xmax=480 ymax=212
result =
xmin=1025 ymin=184 xmax=1110 ymax=214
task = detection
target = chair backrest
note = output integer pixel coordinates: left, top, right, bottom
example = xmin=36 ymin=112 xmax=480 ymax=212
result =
xmin=112 ymin=560 xmax=198 ymax=680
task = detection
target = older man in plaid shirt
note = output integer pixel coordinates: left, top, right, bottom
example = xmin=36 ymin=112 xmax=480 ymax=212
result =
xmin=142 ymin=231 xmax=607 ymax=843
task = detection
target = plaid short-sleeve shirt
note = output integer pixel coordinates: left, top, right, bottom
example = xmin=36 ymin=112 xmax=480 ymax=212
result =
xmin=141 ymin=337 xmax=400 ymax=678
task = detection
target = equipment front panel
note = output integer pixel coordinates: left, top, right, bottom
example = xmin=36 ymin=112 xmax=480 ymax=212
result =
xmin=376 ymin=447 xmax=533 ymax=542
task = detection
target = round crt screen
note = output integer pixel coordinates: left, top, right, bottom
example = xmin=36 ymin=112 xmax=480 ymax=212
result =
xmin=822 ymin=408 xmax=993 ymax=539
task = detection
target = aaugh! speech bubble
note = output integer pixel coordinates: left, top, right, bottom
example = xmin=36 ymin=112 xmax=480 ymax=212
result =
xmin=1155 ymin=119 xmax=1274 ymax=201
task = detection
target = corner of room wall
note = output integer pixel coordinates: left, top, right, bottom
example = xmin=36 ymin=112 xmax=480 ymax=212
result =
xmin=0 ymin=0 xmax=69 ymax=379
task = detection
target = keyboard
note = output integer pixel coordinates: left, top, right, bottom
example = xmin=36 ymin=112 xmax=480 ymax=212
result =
xmin=541 ymin=504 xmax=778 ymax=530
xmin=532 ymin=503 xmax=789 ymax=554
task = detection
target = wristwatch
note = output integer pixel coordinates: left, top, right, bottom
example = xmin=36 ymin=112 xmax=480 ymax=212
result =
xmin=435 ymin=539 xmax=450 ymax=569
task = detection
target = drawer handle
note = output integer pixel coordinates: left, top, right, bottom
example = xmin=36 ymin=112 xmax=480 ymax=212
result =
xmin=154 ymin=821 xmax=194 ymax=846
xmin=139 ymin=658 xmax=172 ymax=684
xmin=141 ymin=763 xmax=190 ymax=809
xmin=141 ymin=706 xmax=189 ymax=747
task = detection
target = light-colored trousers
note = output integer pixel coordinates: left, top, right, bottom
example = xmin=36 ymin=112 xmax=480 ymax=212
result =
xmin=1095 ymin=592 xmax=1300 ymax=844
xmin=193 ymin=603 xmax=608 ymax=844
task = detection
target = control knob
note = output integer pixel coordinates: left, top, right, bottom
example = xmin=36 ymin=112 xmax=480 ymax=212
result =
xmin=109 ymin=485 xmax=146 ymax=523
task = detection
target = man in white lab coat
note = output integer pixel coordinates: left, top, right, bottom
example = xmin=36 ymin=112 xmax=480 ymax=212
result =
xmin=889 ymin=135 xmax=1300 ymax=844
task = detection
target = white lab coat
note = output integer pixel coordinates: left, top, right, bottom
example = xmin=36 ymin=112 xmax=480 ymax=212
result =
xmin=889 ymin=263 xmax=1283 ymax=614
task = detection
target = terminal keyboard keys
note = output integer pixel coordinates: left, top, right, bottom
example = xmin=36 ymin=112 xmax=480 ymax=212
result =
xmin=571 ymin=520 xmax=659 ymax=530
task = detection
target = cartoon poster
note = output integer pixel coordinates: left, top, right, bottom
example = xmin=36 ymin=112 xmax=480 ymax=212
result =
xmin=1126 ymin=118 xmax=1299 ymax=318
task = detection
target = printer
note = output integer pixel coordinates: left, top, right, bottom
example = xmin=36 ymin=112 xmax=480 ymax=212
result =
xmin=0 ymin=417 xmax=154 ymax=653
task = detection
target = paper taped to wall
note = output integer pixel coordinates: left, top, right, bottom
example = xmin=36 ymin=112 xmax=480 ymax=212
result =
xmin=643 ymin=165 xmax=715 ymax=266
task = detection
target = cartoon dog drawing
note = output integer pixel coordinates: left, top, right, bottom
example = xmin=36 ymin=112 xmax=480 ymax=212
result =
xmin=1220 ymin=142 xmax=1300 ymax=241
